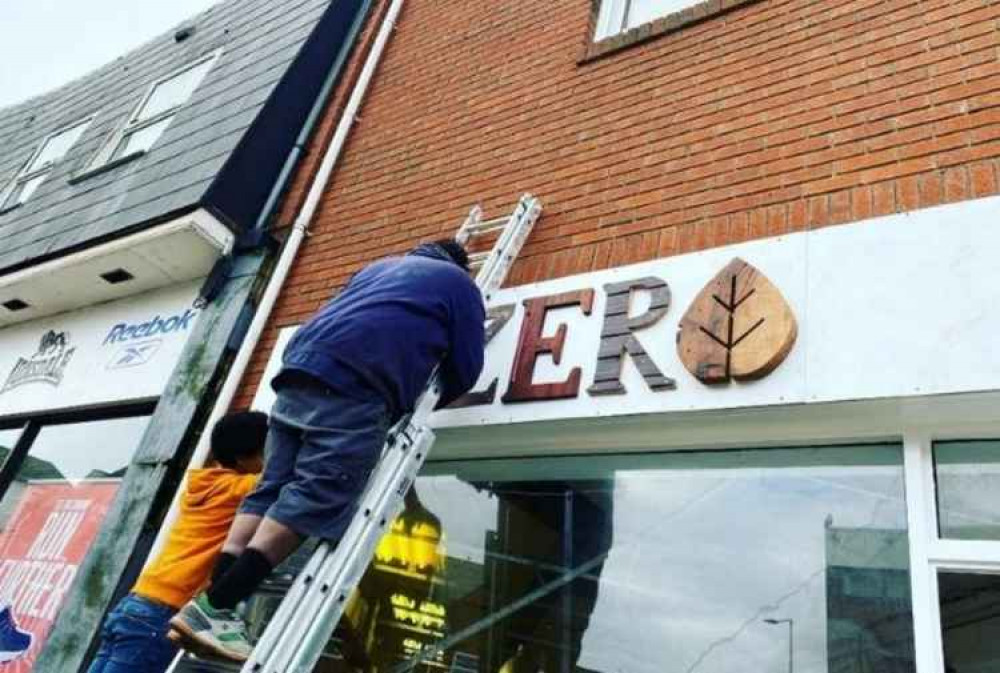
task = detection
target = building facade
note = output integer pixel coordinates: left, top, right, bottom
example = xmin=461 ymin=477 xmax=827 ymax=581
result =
xmin=0 ymin=0 xmax=374 ymax=669
xmin=235 ymin=1 xmax=1000 ymax=673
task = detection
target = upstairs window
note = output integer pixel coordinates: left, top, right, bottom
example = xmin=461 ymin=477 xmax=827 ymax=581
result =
xmin=89 ymin=52 xmax=218 ymax=168
xmin=0 ymin=120 xmax=91 ymax=211
xmin=594 ymin=0 xmax=701 ymax=40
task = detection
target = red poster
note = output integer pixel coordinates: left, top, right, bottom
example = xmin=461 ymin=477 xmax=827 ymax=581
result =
xmin=0 ymin=482 xmax=119 ymax=671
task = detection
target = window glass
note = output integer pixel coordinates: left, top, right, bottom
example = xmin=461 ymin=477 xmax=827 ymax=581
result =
xmin=246 ymin=445 xmax=915 ymax=673
xmin=138 ymin=59 xmax=214 ymax=121
xmin=596 ymin=0 xmax=701 ymax=39
xmin=3 ymin=173 xmax=47 ymax=210
xmin=0 ymin=427 xmax=24 ymax=533
xmin=0 ymin=427 xmax=23 ymax=472
xmin=0 ymin=415 xmax=150 ymax=668
xmin=113 ymin=118 xmax=172 ymax=159
xmin=935 ymin=440 xmax=1000 ymax=540
xmin=27 ymin=121 xmax=89 ymax=173
xmin=939 ymin=571 xmax=1000 ymax=672
xmin=625 ymin=0 xmax=699 ymax=30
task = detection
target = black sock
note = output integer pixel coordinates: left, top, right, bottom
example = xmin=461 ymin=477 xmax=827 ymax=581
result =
xmin=206 ymin=549 xmax=273 ymax=610
xmin=211 ymin=552 xmax=238 ymax=586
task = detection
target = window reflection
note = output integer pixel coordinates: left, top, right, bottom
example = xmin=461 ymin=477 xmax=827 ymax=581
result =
xmin=626 ymin=0 xmax=698 ymax=30
xmin=935 ymin=440 xmax=1000 ymax=541
xmin=939 ymin=572 xmax=1000 ymax=672
xmin=0 ymin=428 xmax=22 ymax=461
xmin=245 ymin=445 xmax=916 ymax=673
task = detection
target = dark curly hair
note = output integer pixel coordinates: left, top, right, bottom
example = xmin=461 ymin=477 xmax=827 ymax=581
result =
xmin=432 ymin=239 xmax=470 ymax=271
xmin=211 ymin=411 xmax=268 ymax=468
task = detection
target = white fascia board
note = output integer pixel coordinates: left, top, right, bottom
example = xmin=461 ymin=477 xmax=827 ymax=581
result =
xmin=0 ymin=208 xmax=233 ymax=290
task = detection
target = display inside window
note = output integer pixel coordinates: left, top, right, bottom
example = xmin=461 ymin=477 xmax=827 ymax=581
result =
xmin=938 ymin=571 xmax=1000 ymax=672
xmin=934 ymin=440 xmax=1000 ymax=541
xmin=595 ymin=0 xmax=701 ymax=40
xmin=0 ymin=415 xmax=150 ymax=671
xmin=245 ymin=444 xmax=916 ymax=673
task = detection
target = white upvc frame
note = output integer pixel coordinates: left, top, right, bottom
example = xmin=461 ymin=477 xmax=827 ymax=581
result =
xmin=88 ymin=50 xmax=221 ymax=169
xmin=593 ymin=0 xmax=702 ymax=40
xmin=0 ymin=117 xmax=93 ymax=211
xmin=594 ymin=0 xmax=630 ymax=40
xmin=902 ymin=424 xmax=1000 ymax=673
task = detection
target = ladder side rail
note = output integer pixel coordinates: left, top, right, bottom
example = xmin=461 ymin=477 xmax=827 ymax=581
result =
xmin=247 ymin=412 xmax=442 ymax=671
xmin=476 ymin=195 xmax=540 ymax=295
xmin=257 ymin=423 xmax=437 ymax=672
xmin=241 ymin=542 xmax=333 ymax=664
xmin=281 ymin=428 xmax=437 ymax=672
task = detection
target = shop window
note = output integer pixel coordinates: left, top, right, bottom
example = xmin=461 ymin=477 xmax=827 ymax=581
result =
xmin=246 ymin=444 xmax=916 ymax=673
xmin=0 ymin=427 xmax=25 ymax=532
xmin=934 ymin=440 xmax=1000 ymax=541
xmin=0 ymin=119 xmax=91 ymax=212
xmin=0 ymin=414 xmax=150 ymax=668
xmin=938 ymin=571 xmax=1000 ymax=672
xmin=88 ymin=52 xmax=218 ymax=169
xmin=594 ymin=0 xmax=701 ymax=40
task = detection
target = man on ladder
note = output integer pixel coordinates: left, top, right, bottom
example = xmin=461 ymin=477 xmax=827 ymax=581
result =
xmin=169 ymin=239 xmax=486 ymax=662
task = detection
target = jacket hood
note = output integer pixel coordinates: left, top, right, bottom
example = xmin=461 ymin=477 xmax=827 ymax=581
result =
xmin=408 ymin=243 xmax=454 ymax=265
xmin=185 ymin=467 xmax=240 ymax=508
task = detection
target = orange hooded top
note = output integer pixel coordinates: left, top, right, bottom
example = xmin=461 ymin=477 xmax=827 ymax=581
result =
xmin=133 ymin=467 xmax=258 ymax=608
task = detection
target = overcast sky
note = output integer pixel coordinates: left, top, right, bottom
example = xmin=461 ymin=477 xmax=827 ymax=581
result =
xmin=0 ymin=0 xmax=221 ymax=109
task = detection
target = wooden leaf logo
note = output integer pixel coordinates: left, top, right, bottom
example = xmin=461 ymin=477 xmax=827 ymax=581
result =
xmin=677 ymin=258 xmax=797 ymax=384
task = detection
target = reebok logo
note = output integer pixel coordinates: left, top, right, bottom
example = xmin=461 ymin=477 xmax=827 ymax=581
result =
xmin=107 ymin=339 xmax=162 ymax=370
xmin=103 ymin=309 xmax=198 ymax=345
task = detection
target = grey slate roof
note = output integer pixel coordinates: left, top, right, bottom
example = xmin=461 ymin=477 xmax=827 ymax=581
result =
xmin=0 ymin=0 xmax=335 ymax=275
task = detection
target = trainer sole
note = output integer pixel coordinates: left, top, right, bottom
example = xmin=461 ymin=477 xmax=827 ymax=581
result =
xmin=167 ymin=619 xmax=249 ymax=663
xmin=0 ymin=649 xmax=28 ymax=663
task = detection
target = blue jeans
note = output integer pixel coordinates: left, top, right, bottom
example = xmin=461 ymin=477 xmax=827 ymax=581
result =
xmin=240 ymin=377 xmax=391 ymax=540
xmin=87 ymin=594 xmax=177 ymax=673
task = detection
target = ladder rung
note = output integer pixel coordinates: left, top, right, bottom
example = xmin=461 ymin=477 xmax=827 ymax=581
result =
xmin=467 ymin=253 xmax=490 ymax=269
xmin=459 ymin=219 xmax=508 ymax=238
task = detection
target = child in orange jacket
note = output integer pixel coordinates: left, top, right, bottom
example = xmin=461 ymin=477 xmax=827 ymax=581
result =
xmin=86 ymin=411 xmax=267 ymax=673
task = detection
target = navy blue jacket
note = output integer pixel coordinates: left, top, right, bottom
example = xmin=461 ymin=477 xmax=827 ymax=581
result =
xmin=279 ymin=245 xmax=486 ymax=417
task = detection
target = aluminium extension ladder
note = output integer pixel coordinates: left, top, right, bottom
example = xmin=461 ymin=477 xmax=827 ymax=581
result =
xmin=167 ymin=194 xmax=541 ymax=673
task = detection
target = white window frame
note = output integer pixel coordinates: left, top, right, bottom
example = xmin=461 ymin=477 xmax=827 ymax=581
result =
xmin=595 ymin=0 xmax=630 ymax=40
xmin=594 ymin=0 xmax=702 ymax=40
xmin=0 ymin=117 xmax=93 ymax=211
xmin=902 ymin=425 xmax=1000 ymax=673
xmin=88 ymin=50 xmax=221 ymax=169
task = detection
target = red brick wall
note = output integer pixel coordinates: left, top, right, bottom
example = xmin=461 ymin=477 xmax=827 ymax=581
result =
xmin=234 ymin=0 xmax=1000 ymax=408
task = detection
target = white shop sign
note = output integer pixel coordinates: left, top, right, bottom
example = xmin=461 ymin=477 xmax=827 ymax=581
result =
xmin=252 ymin=196 xmax=1000 ymax=427
xmin=0 ymin=281 xmax=202 ymax=418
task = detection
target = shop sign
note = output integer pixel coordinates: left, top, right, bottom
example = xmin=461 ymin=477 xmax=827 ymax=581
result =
xmin=0 ymin=482 xmax=119 ymax=672
xmin=254 ymin=250 xmax=806 ymax=425
xmin=253 ymin=198 xmax=1000 ymax=426
xmin=0 ymin=282 xmax=202 ymax=419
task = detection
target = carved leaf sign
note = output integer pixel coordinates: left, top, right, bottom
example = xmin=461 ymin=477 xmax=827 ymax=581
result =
xmin=677 ymin=258 xmax=797 ymax=384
